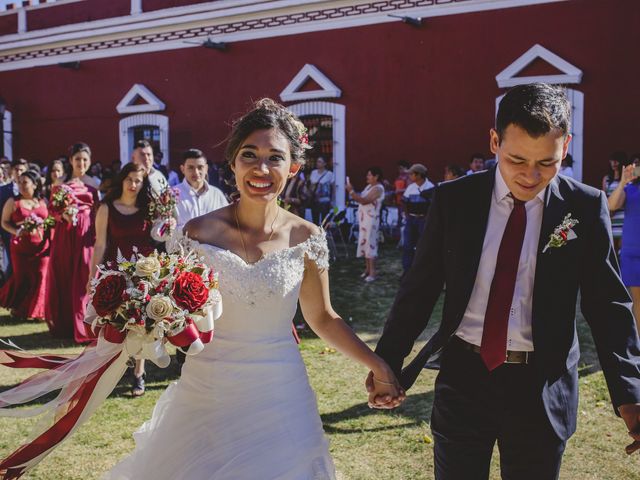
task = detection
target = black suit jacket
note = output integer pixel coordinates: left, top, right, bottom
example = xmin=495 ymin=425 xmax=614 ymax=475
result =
xmin=375 ymin=168 xmax=640 ymax=440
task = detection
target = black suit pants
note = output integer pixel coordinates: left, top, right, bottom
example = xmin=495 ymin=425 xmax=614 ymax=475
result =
xmin=431 ymin=338 xmax=566 ymax=480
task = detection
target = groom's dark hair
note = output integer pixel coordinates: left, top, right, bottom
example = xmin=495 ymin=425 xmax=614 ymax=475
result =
xmin=496 ymin=83 xmax=571 ymax=143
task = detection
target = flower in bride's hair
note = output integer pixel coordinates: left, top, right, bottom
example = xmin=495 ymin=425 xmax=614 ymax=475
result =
xmin=145 ymin=295 xmax=175 ymax=322
xmin=135 ymin=255 xmax=161 ymax=278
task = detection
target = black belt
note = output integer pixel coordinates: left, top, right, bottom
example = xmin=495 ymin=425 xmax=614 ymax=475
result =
xmin=453 ymin=336 xmax=534 ymax=365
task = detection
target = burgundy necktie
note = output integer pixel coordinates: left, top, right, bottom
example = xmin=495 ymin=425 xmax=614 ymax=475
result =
xmin=480 ymin=196 xmax=527 ymax=371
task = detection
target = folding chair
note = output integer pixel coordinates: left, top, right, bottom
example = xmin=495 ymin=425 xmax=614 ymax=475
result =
xmin=321 ymin=208 xmax=350 ymax=260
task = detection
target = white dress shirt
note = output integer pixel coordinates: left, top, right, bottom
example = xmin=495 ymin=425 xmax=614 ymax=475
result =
xmin=455 ymin=167 xmax=545 ymax=351
xmin=175 ymin=179 xmax=228 ymax=228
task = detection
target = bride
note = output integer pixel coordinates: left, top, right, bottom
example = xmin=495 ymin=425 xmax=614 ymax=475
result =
xmin=104 ymin=99 xmax=405 ymax=479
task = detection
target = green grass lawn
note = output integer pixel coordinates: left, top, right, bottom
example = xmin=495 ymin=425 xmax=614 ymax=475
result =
xmin=0 ymin=244 xmax=639 ymax=479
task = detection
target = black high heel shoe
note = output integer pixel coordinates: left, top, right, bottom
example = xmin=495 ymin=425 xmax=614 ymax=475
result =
xmin=131 ymin=373 xmax=145 ymax=397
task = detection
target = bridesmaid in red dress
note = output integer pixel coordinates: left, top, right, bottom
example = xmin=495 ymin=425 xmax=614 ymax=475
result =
xmin=46 ymin=142 xmax=100 ymax=343
xmin=0 ymin=170 xmax=50 ymax=320
xmin=88 ymin=162 xmax=154 ymax=396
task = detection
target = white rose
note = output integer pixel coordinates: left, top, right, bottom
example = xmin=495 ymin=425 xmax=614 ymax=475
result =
xmin=145 ymin=295 xmax=175 ymax=322
xmin=135 ymin=256 xmax=161 ymax=278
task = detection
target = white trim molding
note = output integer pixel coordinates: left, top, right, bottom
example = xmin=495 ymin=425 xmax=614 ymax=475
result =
xmin=496 ymin=44 xmax=582 ymax=88
xmin=280 ymin=64 xmax=341 ymax=102
xmin=116 ymin=84 xmax=166 ymax=114
xmin=0 ymin=0 xmax=567 ymax=72
xmin=287 ymin=101 xmax=346 ymax=209
xmin=3 ymin=109 xmax=11 ymax=161
xmin=119 ymin=113 xmax=169 ymax=166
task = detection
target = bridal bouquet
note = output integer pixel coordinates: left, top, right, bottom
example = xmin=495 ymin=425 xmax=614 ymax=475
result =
xmin=148 ymin=186 xmax=179 ymax=242
xmin=88 ymin=247 xmax=220 ymax=358
xmin=16 ymin=213 xmax=55 ymax=239
xmin=0 ymin=242 xmax=222 ymax=478
xmin=50 ymin=184 xmax=79 ymax=226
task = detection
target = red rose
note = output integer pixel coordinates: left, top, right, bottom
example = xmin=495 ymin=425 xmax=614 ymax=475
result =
xmin=93 ymin=274 xmax=126 ymax=317
xmin=172 ymin=271 xmax=209 ymax=312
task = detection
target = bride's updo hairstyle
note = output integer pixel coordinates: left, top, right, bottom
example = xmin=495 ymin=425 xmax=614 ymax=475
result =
xmin=224 ymin=98 xmax=309 ymax=167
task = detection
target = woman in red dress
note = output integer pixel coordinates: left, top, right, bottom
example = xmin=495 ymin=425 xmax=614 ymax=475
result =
xmin=46 ymin=142 xmax=100 ymax=343
xmin=88 ymin=162 xmax=154 ymax=396
xmin=0 ymin=170 xmax=50 ymax=320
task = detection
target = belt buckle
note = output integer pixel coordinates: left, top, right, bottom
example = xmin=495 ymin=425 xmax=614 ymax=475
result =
xmin=504 ymin=351 xmax=530 ymax=365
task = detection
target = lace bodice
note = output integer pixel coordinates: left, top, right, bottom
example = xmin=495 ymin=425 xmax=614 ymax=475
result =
xmin=171 ymin=231 xmax=329 ymax=343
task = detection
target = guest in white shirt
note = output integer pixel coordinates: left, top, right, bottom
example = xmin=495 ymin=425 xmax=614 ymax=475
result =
xmin=466 ymin=153 xmax=485 ymax=175
xmin=131 ymin=139 xmax=168 ymax=195
xmin=401 ymin=163 xmax=434 ymax=272
xmin=175 ymin=148 xmax=228 ymax=229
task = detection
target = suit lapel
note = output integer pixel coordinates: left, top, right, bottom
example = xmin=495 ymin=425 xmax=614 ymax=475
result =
xmin=532 ymin=176 xmax=568 ymax=341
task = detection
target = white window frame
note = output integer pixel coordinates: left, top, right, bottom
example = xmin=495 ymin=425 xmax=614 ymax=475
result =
xmin=2 ymin=109 xmax=11 ymax=160
xmin=280 ymin=64 xmax=341 ymax=102
xmin=119 ymin=113 xmax=169 ymax=166
xmin=287 ymin=101 xmax=346 ymax=209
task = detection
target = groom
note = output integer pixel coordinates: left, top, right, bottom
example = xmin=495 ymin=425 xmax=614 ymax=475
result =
xmin=371 ymin=83 xmax=640 ymax=479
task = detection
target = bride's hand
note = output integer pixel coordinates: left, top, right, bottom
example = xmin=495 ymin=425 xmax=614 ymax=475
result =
xmin=365 ymin=368 xmax=406 ymax=409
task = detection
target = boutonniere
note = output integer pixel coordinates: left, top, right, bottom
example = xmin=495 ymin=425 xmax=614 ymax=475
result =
xmin=543 ymin=213 xmax=579 ymax=253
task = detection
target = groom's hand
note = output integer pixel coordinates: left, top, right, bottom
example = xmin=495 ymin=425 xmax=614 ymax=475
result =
xmin=365 ymin=371 xmax=406 ymax=409
xmin=618 ymin=403 xmax=640 ymax=454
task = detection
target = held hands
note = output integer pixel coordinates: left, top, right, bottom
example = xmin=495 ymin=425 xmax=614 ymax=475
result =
xmin=618 ymin=403 xmax=640 ymax=454
xmin=365 ymin=369 xmax=406 ymax=409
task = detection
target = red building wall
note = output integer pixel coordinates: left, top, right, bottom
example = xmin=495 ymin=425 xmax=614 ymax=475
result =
xmin=27 ymin=0 xmax=130 ymax=31
xmin=0 ymin=0 xmax=637 ymax=188
xmin=0 ymin=12 xmax=17 ymax=36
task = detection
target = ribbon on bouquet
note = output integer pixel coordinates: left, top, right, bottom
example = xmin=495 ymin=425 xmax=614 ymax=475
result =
xmin=0 ymin=303 xmax=220 ymax=479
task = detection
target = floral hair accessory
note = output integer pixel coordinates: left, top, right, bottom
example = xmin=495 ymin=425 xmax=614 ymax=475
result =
xmin=293 ymin=120 xmax=313 ymax=150
xmin=543 ymin=213 xmax=579 ymax=253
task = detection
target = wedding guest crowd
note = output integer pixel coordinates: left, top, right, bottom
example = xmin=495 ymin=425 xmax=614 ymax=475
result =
xmin=0 ymin=141 xmax=234 ymax=395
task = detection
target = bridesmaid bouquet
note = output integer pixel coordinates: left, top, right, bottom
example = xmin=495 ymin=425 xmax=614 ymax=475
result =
xmin=148 ymin=186 xmax=179 ymax=242
xmin=0 ymin=242 xmax=222 ymax=478
xmin=16 ymin=213 xmax=55 ymax=239
xmin=87 ymin=246 xmax=221 ymax=359
xmin=50 ymin=184 xmax=79 ymax=226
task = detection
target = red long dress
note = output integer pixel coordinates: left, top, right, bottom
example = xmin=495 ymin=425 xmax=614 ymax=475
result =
xmin=45 ymin=181 xmax=99 ymax=343
xmin=0 ymin=199 xmax=50 ymax=319
xmin=103 ymin=202 xmax=154 ymax=264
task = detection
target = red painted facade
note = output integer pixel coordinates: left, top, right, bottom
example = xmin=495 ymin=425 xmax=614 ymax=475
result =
xmin=0 ymin=0 xmax=637 ymax=189
xmin=27 ymin=0 xmax=130 ymax=31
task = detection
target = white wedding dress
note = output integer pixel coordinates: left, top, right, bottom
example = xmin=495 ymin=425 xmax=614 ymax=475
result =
xmin=104 ymin=232 xmax=336 ymax=480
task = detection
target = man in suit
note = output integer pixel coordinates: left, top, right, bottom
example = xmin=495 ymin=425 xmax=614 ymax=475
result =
xmin=0 ymin=158 xmax=28 ymax=277
xmin=369 ymin=83 xmax=640 ymax=479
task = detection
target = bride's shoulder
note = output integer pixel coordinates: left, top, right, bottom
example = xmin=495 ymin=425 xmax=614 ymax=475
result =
xmin=184 ymin=205 xmax=234 ymax=244
xmin=284 ymin=212 xmax=328 ymax=268
xmin=285 ymin=212 xmax=324 ymax=245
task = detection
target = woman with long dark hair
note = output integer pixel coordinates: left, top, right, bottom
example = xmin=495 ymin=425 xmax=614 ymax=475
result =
xmin=45 ymin=142 xmax=100 ymax=343
xmin=44 ymin=157 xmax=69 ymax=200
xmin=88 ymin=162 xmax=153 ymax=396
xmin=0 ymin=170 xmax=50 ymax=320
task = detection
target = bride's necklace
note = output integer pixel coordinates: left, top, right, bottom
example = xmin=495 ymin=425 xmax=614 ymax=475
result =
xmin=234 ymin=203 xmax=280 ymax=264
